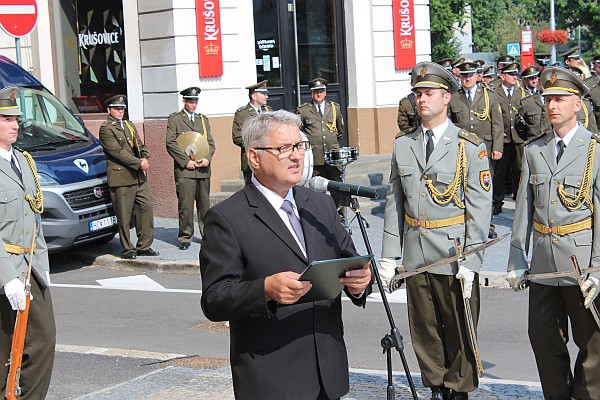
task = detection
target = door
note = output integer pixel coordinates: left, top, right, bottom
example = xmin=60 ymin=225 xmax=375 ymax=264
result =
xmin=253 ymin=0 xmax=348 ymax=143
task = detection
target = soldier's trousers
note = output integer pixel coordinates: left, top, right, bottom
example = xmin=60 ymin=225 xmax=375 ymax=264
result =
xmin=110 ymin=182 xmax=155 ymax=254
xmin=176 ymin=177 xmax=210 ymax=242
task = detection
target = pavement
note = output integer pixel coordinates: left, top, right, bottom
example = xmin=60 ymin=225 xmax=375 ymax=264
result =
xmin=63 ymin=197 xmax=540 ymax=399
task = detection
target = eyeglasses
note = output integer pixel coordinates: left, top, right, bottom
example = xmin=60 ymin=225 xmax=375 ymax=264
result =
xmin=254 ymin=140 xmax=311 ymax=156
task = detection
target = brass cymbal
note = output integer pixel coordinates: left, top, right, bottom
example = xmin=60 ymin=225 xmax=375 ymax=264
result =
xmin=176 ymin=131 xmax=209 ymax=161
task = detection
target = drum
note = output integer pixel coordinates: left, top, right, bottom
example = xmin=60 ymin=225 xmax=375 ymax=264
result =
xmin=298 ymin=135 xmax=314 ymax=187
xmin=325 ymin=147 xmax=358 ymax=165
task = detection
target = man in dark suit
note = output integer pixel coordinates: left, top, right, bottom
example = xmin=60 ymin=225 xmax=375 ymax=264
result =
xmin=99 ymin=95 xmax=158 ymax=259
xmin=0 ymin=87 xmax=55 ymax=399
xmin=166 ymin=87 xmax=216 ymax=249
xmin=200 ymin=110 xmax=371 ymax=400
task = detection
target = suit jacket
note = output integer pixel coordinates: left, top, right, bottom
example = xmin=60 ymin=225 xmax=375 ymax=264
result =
xmin=297 ymin=101 xmax=345 ymax=165
xmin=381 ymin=123 xmax=492 ymax=274
xmin=0 ymin=150 xmax=49 ymax=290
xmin=231 ymin=103 xmax=272 ymax=171
xmin=497 ymin=84 xmax=526 ymax=143
xmin=200 ymin=184 xmax=369 ymax=400
xmin=578 ymin=98 xmax=598 ymax=134
xmin=99 ymin=117 xmax=149 ymax=188
xmin=449 ymin=85 xmax=504 ymax=154
xmin=508 ymin=127 xmax=600 ymax=285
xmin=516 ymin=92 xmax=550 ymax=140
xmin=166 ymin=110 xmax=216 ymax=179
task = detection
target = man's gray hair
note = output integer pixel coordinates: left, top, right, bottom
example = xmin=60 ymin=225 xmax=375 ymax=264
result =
xmin=242 ymin=110 xmax=302 ymax=151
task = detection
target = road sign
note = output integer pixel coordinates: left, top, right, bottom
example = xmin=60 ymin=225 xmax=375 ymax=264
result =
xmin=0 ymin=0 xmax=38 ymax=38
xmin=507 ymin=43 xmax=520 ymax=57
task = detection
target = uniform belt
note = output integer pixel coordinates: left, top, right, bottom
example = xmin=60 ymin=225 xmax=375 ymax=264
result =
xmin=404 ymin=213 xmax=465 ymax=229
xmin=533 ymin=217 xmax=592 ymax=236
xmin=4 ymin=244 xmax=31 ymax=255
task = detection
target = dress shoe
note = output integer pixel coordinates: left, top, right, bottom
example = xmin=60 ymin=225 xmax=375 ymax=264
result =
xmin=430 ymin=386 xmax=450 ymax=400
xmin=492 ymin=205 xmax=502 ymax=215
xmin=137 ymin=248 xmax=159 ymax=257
xmin=179 ymin=242 xmax=190 ymax=250
xmin=488 ymin=228 xmax=498 ymax=239
xmin=449 ymin=391 xmax=468 ymax=400
xmin=121 ymin=251 xmax=136 ymax=260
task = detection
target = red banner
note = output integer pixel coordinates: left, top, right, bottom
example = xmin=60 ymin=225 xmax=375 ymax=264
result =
xmin=393 ymin=0 xmax=416 ymax=70
xmin=195 ymin=0 xmax=223 ymax=77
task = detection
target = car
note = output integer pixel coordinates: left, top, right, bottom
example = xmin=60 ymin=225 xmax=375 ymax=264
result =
xmin=0 ymin=55 xmax=117 ymax=253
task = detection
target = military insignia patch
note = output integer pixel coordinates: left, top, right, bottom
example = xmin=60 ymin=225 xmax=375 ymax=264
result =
xmin=480 ymin=170 xmax=491 ymax=191
xmin=420 ymin=67 xmax=427 ymax=77
xmin=9 ymin=90 xmax=15 ymax=102
xmin=549 ymin=73 xmax=557 ymax=84
xmin=478 ymin=149 xmax=488 ymax=159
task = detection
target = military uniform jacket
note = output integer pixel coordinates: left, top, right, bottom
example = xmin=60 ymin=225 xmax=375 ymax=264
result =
xmin=0 ymin=150 xmax=49 ymax=290
xmin=166 ymin=110 xmax=216 ymax=179
xmin=297 ymin=101 xmax=344 ymax=165
xmin=449 ymin=85 xmax=504 ymax=154
xmin=99 ymin=117 xmax=149 ymax=188
xmin=585 ymin=75 xmax=600 ymax=128
xmin=516 ymin=92 xmax=550 ymax=140
xmin=507 ymin=128 xmax=600 ymax=285
xmin=397 ymin=93 xmax=420 ymax=132
xmin=232 ymin=103 xmax=272 ymax=171
xmin=381 ymin=123 xmax=492 ymax=275
xmin=578 ymin=98 xmax=598 ymax=134
xmin=497 ymin=85 xmax=526 ymax=143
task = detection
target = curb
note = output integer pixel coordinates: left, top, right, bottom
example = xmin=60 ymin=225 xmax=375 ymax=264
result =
xmin=90 ymin=254 xmax=200 ymax=273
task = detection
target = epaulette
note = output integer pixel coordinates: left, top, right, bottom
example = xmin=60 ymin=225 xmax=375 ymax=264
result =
xmin=481 ymin=83 xmax=495 ymax=92
xmin=458 ymin=129 xmax=482 ymax=146
xmin=330 ymin=101 xmax=340 ymax=107
xmin=297 ymin=102 xmax=311 ymax=110
xmin=395 ymin=126 xmax=418 ymax=139
xmin=101 ymin=120 xmax=109 ymax=127
xmin=236 ymin=106 xmax=245 ymax=112
xmin=524 ymin=132 xmax=549 ymax=145
xmin=263 ymin=105 xmax=273 ymax=112
xmin=592 ymin=133 xmax=600 ymax=143
xmin=168 ymin=111 xmax=179 ymax=118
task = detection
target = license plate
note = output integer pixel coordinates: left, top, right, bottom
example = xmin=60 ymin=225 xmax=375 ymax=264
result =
xmin=89 ymin=216 xmax=117 ymax=232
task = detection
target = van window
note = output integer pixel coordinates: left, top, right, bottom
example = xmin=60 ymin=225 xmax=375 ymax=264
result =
xmin=16 ymin=88 xmax=92 ymax=149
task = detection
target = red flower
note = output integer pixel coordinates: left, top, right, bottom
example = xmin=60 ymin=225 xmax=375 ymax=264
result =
xmin=538 ymin=29 xmax=568 ymax=45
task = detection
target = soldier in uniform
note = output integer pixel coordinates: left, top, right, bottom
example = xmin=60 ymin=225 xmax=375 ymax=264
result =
xmin=562 ymin=48 xmax=591 ymax=79
xmin=448 ymin=59 xmax=503 ymax=239
xmin=482 ymin=66 xmax=495 ymax=84
xmin=166 ymin=87 xmax=216 ymax=250
xmin=296 ymin=78 xmax=345 ymax=207
xmin=99 ymin=95 xmax=158 ymax=259
xmin=397 ymin=74 xmax=420 ymax=133
xmin=489 ymin=55 xmax=516 ymax=90
xmin=563 ymin=66 xmax=598 ymax=133
xmin=492 ymin=62 xmax=526 ymax=214
xmin=0 ymin=87 xmax=55 ymax=399
xmin=534 ymin=53 xmax=551 ymax=72
xmin=435 ymin=58 xmax=453 ymax=73
xmin=474 ymin=59 xmax=485 ymax=83
xmin=379 ymin=62 xmax=492 ymax=400
xmin=515 ymin=66 xmax=551 ymax=140
xmin=507 ymin=67 xmax=600 ymax=400
xmin=585 ymin=55 xmax=600 ymax=128
xmin=232 ymin=80 xmax=272 ymax=184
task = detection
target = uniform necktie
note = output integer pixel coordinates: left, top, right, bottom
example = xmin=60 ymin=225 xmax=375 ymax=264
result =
xmin=467 ymin=90 xmax=472 ymax=105
xmin=318 ymin=105 xmax=323 ymax=117
xmin=425 ymin=130 xmax=434 ymax=162
xmin=281 ymin=200 xmax=306 ymax=251
xmin=556 ymin=140 xmax=566 ymax=163
xmin=10 ymin=154 xmax=22 ymax=182
xmin=257 ymin=108 xmax=261 ymax=115
xmin=507 ymin=88 xmax=512 ymax=101
xmin=190 ymin=114 xmax=194 ymax=122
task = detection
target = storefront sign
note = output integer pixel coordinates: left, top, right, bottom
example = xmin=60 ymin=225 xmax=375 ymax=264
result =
xmin=78 ymin=30 xmax=120 ymax=49
xmin=195 ymin=0 xmax=223 ymax=77
xmin=392 ymin=0 xmax=416 ymax=70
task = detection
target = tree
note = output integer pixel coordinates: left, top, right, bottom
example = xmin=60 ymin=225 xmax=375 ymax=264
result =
xmin=471 ymin=0 xmax=506 ymax=52
xmin=429 ymin=0 xmax=467 ymax=60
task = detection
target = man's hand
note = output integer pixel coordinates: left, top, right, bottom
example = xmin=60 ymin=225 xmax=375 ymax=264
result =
xmin=341 ymin=263 xmax=372 ymax=295
xmin=4 ymin=278 xmax=26 ymax=311
xmin=456 ymin=265 xmax=475 ymax=299
xmin=264 ymin=271 xmax=312 ymax=304
xmin=506 ymin=269 xmax=527 ymax=291
xmin=185 ymin=160 xmax=197 ymax=170
xmin=581 ymin=276 xmax=599 ymax=309
xmin=378 ymin=258 xmax=397 ymax=288
xmin=196 ymin=158 xmax=210 ymax=168
xmin=139 ymin=158 xmax=149 ymax=172
xmin=491 ymin=151 xmax=503 ymax=161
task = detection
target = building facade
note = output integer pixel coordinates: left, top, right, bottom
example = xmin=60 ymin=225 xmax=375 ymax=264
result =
xmin=0 ymin=0 xmax=431 ymax=217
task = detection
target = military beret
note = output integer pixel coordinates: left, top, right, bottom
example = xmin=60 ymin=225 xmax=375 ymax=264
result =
xmin=564 ymin=65 xmax=584 ymax=78
xmin=246 ymin=80 xmax=269 ymax=93
xmin=540 ymin=67 xmax=589 ymax=97
xmin=496 ymin=55 xmax=515 ymax=65
xmin=180 ymin=86 xmax=201 ymax=100
xmin=561 ymin=48 xmax=580 ymax=60
xmin=435 ymin=58 xmax=453 ymax=71
xmin=0 ymin=87 xmax=21 ymax=116
xmin=521 ymin=66 xmax=539 ymax=79
xmin=482 ymin=66 xmax=495 ymax=77
xmin=458 ymin=59 xmax=479 ymax=74
xmin=104 ymin=94 xmax=127 ymax=108
xmin=501 ymin=63 xmax=520 ymax=74
xmin=411 ymin=61 xmax=459 ymax=94
xmin=308 ymin=78 xmax=327 ymax=91
xmin=535 ymin=53 xmax=551 ymax=66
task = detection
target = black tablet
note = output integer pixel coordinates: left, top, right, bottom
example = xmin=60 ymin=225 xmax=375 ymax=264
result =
xmin=297 ymin=254 xmax=373 ymax=303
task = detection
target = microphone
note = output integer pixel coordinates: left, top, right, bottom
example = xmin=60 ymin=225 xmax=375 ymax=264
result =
xmin=308 ymin=176 xmax=380 ymax=199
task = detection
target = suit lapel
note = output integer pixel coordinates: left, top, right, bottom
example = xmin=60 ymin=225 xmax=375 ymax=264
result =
xmin=555 ymin=128 xmax=588 ymax=175
xmin=409 ymin=127 xmax=426 ymax=170
xmin=0 ymin=157 xmax=23 ymax=188
xmin=538 ymin=134 xmax=556 ymax=171
xmin=245 ymin=185 xmax=307 ymax=263
xmin=181 ymin=111 xmax=195 ymax=130
xmin=424 ymin=126 xmax=453 ymax=172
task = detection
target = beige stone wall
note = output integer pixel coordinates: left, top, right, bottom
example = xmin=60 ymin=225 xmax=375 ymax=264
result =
xmin=347 ymin=106 xmax=398 ymax=155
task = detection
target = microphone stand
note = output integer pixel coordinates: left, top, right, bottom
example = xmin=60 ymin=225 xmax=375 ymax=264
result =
xmin=347 ymin=195 xmax=418 ymax=400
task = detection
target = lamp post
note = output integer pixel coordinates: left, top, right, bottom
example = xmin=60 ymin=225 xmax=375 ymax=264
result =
xmin=550 ymin=0 xmax=556 ymax=64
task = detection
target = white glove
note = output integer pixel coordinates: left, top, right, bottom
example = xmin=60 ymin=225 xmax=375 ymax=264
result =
xmin=581 ymin=276 xmax=599 ymax=309
xmin=378 ymin=258 xmax=398 ymax=289
xmin=4 ymin=278 xmax=26 ymax=311
xmin=456 ymin=265 xmax=475 ymax=299
xmin=46 ymin=271 xmax=51 ymax=285
xmin=506 ymin=269 xmax=527 ymax=291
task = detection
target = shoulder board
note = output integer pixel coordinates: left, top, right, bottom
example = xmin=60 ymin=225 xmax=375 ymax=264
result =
xmin=236 ymin=106 xmax=245 ymax=112
xmin=101 ymin=120 xmax=109 ymax=127
xmin=524 ymin=132 xmax=549 ymax=145
xmin=263 ymin=105 xmax=273 ymax=111
xmin=592 ymin=133 xmax=600 ymax=143
xmin=458 ymin=129 xmax=483 ymax=146
xmin=330 ymin=101 xmax=340 ymax=107
xmin=297 ymin=102 xmax=311 ymax=109
xmin=395 ymin=126 xmax=418 ymax=139
xmin=482 ymin=84 xmax=494 ymax=92
xmin=168 ymin=111 xmax=179 ymax=117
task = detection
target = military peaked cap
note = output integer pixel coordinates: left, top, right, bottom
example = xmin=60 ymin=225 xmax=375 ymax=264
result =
xmin=0 ymin=87 xmax=21 ymax=116
xmin=105 ymin=94 xmax=127 ymax=108
xmin=540 ymin=67 xmax=589 ymax=97
xmin=411 ymin=61 xmax=459 ymax=94
xmin=180 ymin=86 xmax=201 ymax=100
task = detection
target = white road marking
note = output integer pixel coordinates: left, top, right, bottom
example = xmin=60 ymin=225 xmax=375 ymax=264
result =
xmin=96 ymin=274 xmax=165 ymax=291
xmin=50 ymin=282 xmax=202 ymax=294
